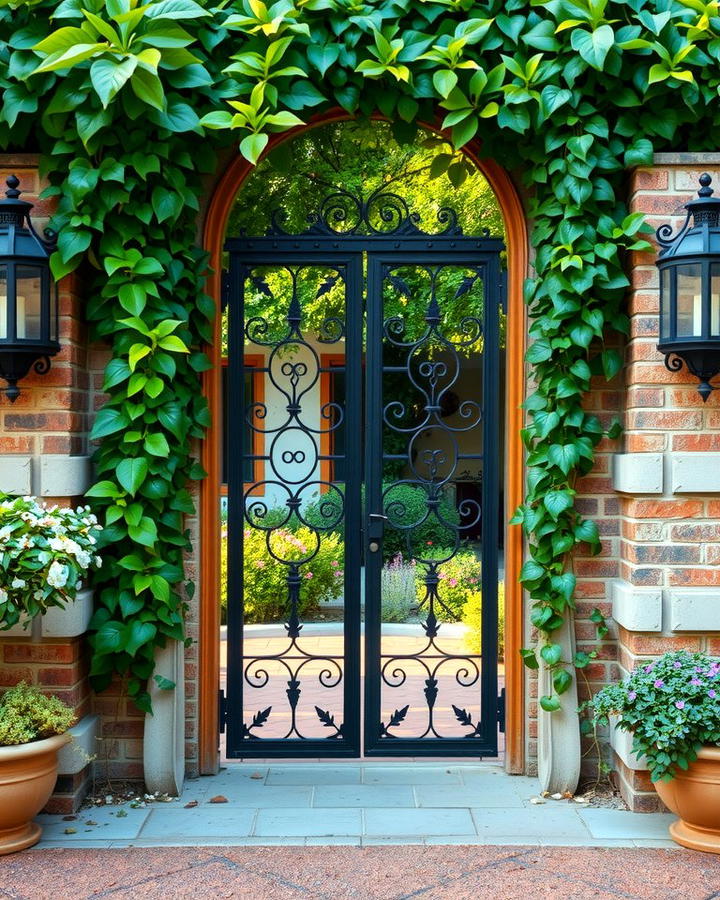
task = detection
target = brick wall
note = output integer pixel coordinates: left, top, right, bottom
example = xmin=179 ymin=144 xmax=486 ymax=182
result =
xmin=0 ymin=156 xmax=96 ymax=812
xmin=611 ymin=155 xmax=720 ymax=810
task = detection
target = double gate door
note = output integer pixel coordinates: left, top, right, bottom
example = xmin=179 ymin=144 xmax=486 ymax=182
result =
xmin=224 ymin=190 xmax=504 ymax=758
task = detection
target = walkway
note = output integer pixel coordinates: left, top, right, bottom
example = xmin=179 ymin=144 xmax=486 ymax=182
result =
xmin=33 ymin=763 xmax=675 ymax=850
xmin=3 ymin=845 xmax=720 ymax=899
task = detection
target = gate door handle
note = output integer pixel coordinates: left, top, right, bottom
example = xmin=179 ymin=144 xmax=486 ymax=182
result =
xmin=368 ymin=512 xmax=388 ymax=542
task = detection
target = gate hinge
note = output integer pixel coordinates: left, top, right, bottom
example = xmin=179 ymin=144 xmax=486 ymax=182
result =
xmin=219 ymin=688 xmax=228 ymax=734
xmin=497 ymin=687 xmax=506 ymax=734
xmin=221 ymin=269 xmax=230 ymax=313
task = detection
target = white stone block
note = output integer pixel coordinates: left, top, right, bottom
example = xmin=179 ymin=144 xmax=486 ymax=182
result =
xmin=0 ymin=456 xmax=32 ymax=496
xmin=57 ymin=714 xmax=99 ymax=776
xmin=668 ymin=588 xmax=720 ymax=632
xmin=41 ymin=589 xmax=93 ymax=638
xmin=610 ymin=716 xmax=648 ymax=771
xmin=144 ymin=640 xmax=185 ymax=796
xmin=611 ymin=579 xmax=663 ymax=632
xmin=671 ymin=453 xmax=720 ymax=493
xmin=38 ymin=455 xmax=92 ymax=498
xmin=0 ymin=617 xmax=33 ymax=638
xmin=611 ymin=453 xmax=663 ymax=494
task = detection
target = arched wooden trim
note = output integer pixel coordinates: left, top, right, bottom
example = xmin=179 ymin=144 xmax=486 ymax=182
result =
xmin=199 ymin=110 xmax=528 ymax=774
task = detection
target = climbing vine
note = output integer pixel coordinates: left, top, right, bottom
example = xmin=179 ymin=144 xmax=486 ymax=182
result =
xmin=0 ymin=0 xmax=716 ymax=713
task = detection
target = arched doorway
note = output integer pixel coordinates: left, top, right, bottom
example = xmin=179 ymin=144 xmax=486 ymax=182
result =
xmin=199 ymin=112 xmax=528 ymax=773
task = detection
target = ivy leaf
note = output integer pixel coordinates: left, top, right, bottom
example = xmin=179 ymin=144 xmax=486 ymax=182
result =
xmin=131 ymin=68 xmax=165 ymax=110
xmin=240 ymin=133 xmax=269 ymax=164
xmin=144 ymin=433 xmax=170 ymax=457
xmin=116 ymin=458 xmax=149 ymax=496
xmin=548 ymin=443 xmax=580 ymax=475
xmin=152 ymin=186 xmax=183 ymax=223
xmin=544 ymin=490 xmax=574 ymax=520
xmin=124 ymin=621 xmax=157 ymax=657
xmin=540 ymin=695 xmax=561 ymax=712
xmin=553 ymin=668 xmax=574 ymax=694
xmin=90 ymin=58 xmax=138 ymax=108
xmin=570 ymin=25 xmax=615 ymax=71
xmin=540 ymin=643 xmax=563 ymax=666
xmin=153 ymin=674 xmax=176 ymax=690
xmin=520 ymin=648 xmax=539 ymax=669
xmin=91 ymin=407 xmax=129 ymax=439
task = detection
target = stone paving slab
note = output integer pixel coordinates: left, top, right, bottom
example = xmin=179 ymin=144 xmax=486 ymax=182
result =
xmin=3 ymin=845 xmax=720 ymax=899
xmin=32 ymin=763 xmax=678 ymax=850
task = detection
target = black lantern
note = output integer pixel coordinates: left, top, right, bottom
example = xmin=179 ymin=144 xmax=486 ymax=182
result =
xmin=656 ymin=172 xmax=720 ymax=401
xmin=0 ymin=175 xmax=59 ymax=402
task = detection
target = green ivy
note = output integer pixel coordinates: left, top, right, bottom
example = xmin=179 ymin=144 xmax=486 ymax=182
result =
xmin=0 ymin=0 xmax=714 ymax=713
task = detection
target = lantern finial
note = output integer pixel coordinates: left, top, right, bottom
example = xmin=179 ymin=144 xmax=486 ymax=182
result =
xmin=4 ymin=175 xmax=20 ymax=199
xmin=699 ymin=173 xmax=713 ymax=197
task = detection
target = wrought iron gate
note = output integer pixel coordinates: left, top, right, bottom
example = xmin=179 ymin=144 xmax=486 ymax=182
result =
xmin=224 ymin=189 xmax=504 ymax=758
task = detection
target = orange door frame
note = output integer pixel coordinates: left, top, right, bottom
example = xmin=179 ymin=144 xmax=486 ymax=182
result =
xmin=198 ymin=110 xmax=528 ymax=774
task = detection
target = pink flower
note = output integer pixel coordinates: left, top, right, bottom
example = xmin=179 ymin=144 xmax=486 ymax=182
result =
xmin=334 ymin=571 xmax=342 ymax=578
xmin=331 ymin=560 xmax=339 ymax=567
xmin=710 ymin=690 xmax=717 ymax=699
xmin=628 ymin=691 xmax=637 ymax=702
xmin=675 ymin=701 xmax=685 ymax=710
xmin=448 ymin=578 xmax=458 ymax=587
xmin=255 ymin=560 xmax=265 ymax=568
xmin=305 ymin=572 xmax=313 ymax=579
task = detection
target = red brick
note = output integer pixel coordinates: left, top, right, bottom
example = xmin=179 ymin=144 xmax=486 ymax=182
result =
xmin=619 ymin=629 xmax=702 ymax=654
xmin=623 ymin=499 xmax=704 ymax=519
xmin=669 ymin=568 xmax=720 ymax=586
xmin=633 ymin=169 xmax=669 ymax=191
xmin=3 ymin=642 xmax=79 ymax=663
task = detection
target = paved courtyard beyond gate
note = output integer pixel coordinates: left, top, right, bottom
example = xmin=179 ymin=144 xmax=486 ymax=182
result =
xmin=33 ymin=764 xmax=675 ymax=850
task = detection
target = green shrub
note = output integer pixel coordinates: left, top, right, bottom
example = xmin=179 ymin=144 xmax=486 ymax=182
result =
xmin=0 ymin=682 xmax=75 ymax=746
xmin=221 ymin=523 xmax=344 ymax=624
xmin=462 ymin=582 xmax=505 ymax=660
xmin=414 ymin=547 xmax=482 ymax=620
xmin=381 ymin=483 xmax=460 ymax=561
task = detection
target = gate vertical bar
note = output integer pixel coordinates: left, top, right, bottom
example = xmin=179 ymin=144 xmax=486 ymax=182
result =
xmin=481 ymin=253 xmax=500 ymax=745
xmin=225 ymin=251 xmax=245 ymax=755
xmin=342 ymin=253 xmax=363 ymax=754
xmin=363 ymin=253 xmax=383 ymax=753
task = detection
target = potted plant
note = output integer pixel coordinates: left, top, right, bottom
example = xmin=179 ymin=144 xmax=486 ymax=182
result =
xmin=0 ymin=494 xmax=102 ymax=631
xmin=0 ymin=682 xmax=75 ymax=854
xmin=590 ymin=649 xmax=720 ymax=853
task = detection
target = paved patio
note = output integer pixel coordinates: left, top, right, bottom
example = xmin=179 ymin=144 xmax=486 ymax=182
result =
xmin=33 ymin=763 xmax=676 ymax=850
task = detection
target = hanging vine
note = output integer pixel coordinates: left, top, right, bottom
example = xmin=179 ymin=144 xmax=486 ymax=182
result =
xmin=0 ymin=0 xmax=713 ymax=713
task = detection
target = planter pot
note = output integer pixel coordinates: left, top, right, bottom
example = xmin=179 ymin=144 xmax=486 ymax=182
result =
xmin=655 ymin=746 xmax=720 ymax=854
xmin=0 ymin=733 xmax=70 ymax=855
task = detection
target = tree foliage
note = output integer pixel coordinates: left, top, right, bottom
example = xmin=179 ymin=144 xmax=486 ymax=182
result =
xmin=0 ymin=0 xmax=713 ymax=713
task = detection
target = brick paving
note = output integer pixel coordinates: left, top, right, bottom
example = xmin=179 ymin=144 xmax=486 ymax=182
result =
xmin=2 ymin=845 xmax=720 ymax=899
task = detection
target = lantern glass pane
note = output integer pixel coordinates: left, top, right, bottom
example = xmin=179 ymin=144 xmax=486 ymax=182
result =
xmin=676 ymin=264 xmax=703 ymax=338
xmin=16 ymin=266 xmax=42 ymax=340
xmin=711 ymin=264 xmax=720 ymax=337
xmin=661 ymin=267 xmax=671 ymax=339
xmin=0 ymin=266 xmax=6 ymax=341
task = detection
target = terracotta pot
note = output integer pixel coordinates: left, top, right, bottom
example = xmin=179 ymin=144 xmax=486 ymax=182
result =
xmin=655 ymin=746 xmax=720 ymax=854
xmin=0 ymin=733 xmax=70 ymax=855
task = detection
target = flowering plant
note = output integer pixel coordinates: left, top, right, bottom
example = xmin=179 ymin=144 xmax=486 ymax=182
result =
xmin=589 ymin=651 xmax=720 ymax=782
xmin=0 ymin=682 xmax=75 ymax=746
xmin=0 ymin=495 xmax=102 ymax=630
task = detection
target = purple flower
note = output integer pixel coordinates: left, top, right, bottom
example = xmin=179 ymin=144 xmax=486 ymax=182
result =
xmin=691 ymin=678 xmax=703 ymax=687
xmin=675 ymin=701 xmax=685 ymax=710
xmin=674 ymin=661 xmax=682 ymax=669
xmin=709 ymin=690 xmax=717 ymax=700
xmin=627 ymin=691 xmax=637 ymax=702
xmin=654 ymin=679 xmax=664 ymax=688
xmin=644 ymin=664 xmax=654 ymax=673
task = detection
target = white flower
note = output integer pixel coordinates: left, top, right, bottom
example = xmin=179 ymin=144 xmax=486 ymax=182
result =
xmin=76 ymin=550 xmax=92 ymax=569
xmin=76 ymin=580 xmax=82 ymax=591
xmin=47 ymin=561 xmax=68 ymax=589
xmin=95 ymin=556 xmax=102 ymax=568
xmin=0 ymin=588 xmax=7 ymax=604
xmin=0 ymin=525 xmax=12 ymax=541
xmin=33 ymin=590 xmax=44 ymax=601
xmin=11 ymin=577 xmax=26 ymax=589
